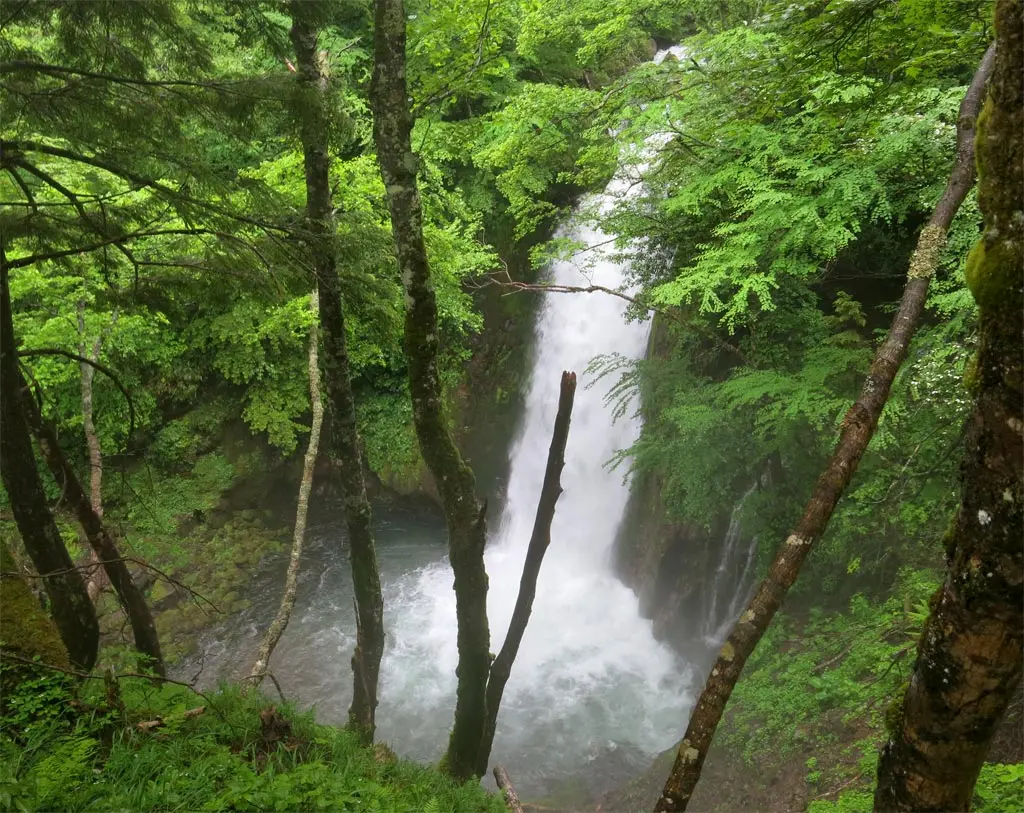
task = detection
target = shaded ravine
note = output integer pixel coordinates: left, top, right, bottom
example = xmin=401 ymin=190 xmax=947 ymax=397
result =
xmin=175 ymin=47 xmax=708 ymax=802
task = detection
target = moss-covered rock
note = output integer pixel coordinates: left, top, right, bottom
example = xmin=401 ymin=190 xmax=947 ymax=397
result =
xmin=0 ymin=542 xmax=71 ymax=713
xmin=0 ymin=542 xmax=69 ymax=669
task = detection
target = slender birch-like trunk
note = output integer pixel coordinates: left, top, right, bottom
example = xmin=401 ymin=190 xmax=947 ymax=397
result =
xmin=655 ymin=45 xmax=997 ymax=813
xmin=250 ymin=291 xmax=323 ymax=687
xmin=78 ymin=300 xmax=117 ymax=602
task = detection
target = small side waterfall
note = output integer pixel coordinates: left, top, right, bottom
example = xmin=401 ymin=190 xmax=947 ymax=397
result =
xmin=699 ymin=485 xmax=759 ymax=648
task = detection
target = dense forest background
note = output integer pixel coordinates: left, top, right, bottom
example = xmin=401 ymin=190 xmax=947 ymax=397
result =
xmin=1 ymin=0 xmax=1021 ymax=811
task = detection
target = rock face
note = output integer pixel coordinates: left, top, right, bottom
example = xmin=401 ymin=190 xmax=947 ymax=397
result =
xmin=613 ymin=316 xmax=759 ymax=673
xmin=616 ymin=464 xmax=738 ymax=673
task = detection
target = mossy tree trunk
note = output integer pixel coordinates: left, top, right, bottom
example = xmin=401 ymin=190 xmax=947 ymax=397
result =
xmin=372 ymin=0 xmax=491 ymax=781
xmin=0 ymin=256 xmax=99 ymax=671
xmin=873 ymin=3 xmax=1023 ymax=809
xmin=288 ymin=2 xmax=385 ymax=745
xmin=18 ymin=369 xmax=165 ymax=677
xmin=655 ymin=44 xmax=997 ymax=813
xmin=372 ymin=2 xmax=580 ymax=781
xmin=0 ymin=540 xmax=70 ymax=708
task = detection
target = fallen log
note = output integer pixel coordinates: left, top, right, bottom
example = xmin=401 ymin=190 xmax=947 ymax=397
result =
xmin=493 ymin=764 xmax=525 ymax=813
xmin=136 ymin=705 xmax=205 ymax=732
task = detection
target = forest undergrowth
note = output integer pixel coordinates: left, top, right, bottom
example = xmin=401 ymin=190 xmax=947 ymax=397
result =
xmin=0 ymin=668 xmax=506 ymax=813
xmin=603 ymin=570 xmax=1024 ymax=813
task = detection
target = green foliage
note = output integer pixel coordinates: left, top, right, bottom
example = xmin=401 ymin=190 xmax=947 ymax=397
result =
xmin=467 ymin=82 xmax=604 ymax=236
xmin=0 ymin=681 xmax=505 ymax=813
xmin=807 ymin=790 xmax=874 ymax=813
xmin=2 ymin=0 xmax=504 ymax=534
xmin=808 ymin=764 xmax=1024 ymax=813
xmin=357 ymin=391 xmax=422 ymax=488
xmin=591 ymin=0 xmax=989 ymax=605
xmin=973 ymin=764 xmax=1024 ymax=813
xmin=0 ymin=667 xmax=74 ymax=741
xmin=719 ymin=569 xmax=940 ymax=765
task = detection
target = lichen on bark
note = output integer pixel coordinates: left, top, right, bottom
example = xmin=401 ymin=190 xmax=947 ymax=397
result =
xmin=873 ymin=2 xmax=1023 ymax=809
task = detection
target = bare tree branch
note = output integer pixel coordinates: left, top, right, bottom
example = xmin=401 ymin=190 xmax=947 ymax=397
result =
xmin=475 ymin=371 xmax=576 ymax=776
xmin=3 ymin=555 xmax=222 ymax=616
xmin=482 ymin=271 xmax=750 ymax=365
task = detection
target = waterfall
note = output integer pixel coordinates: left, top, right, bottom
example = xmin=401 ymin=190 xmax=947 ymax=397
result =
xmin=699 ymin=484 xmax=759 ymax=648
xmin=376 ymin=47 xmax=691 ymax=795
xmin=173 ymin=45 xmax=747 ymax=801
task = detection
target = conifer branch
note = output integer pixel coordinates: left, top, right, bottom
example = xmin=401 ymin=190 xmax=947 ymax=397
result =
xmin=4 ymin=227 xmax=219 ymax=270
xmin=0 ymin=61 xmax=252 ymax=92
xmin=1 ymin=140 xmax=293 ymax=234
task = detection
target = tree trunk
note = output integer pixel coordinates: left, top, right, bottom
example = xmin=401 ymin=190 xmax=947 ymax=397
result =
xmin=874 ymin=4 xmax=1023 ymax=809
xmin=0 ymin=257 xmax=99 ymax=671
xmin=655 ymin=45 xmax=997 ymax=813
xmin=250 ymin=291 xmax=323 ymax=687
xmin=289 ymin=3 xmax=385 ymax=745
xmin=77 ymin=299 xmax=115 ymax=602
xmin=372 ymin=0 xmax=491 ymax=780
xmin=493 ymin=765 xmax=525 ymax=813
xmin=475 ymin=371 xmax=577 ymax=777
xmin=18 ymin=366 xmax=165 ymax=676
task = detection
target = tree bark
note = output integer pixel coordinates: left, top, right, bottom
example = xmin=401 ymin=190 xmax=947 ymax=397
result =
xmin=475 ymin=371 xmax=577 ymax=776
xmin=372 ymin=0 xmax=491 ymax=781
xmin=77 ymin=301 xmax=105 ymax=518
xmin=655 ymin=45 xmax=997 ymax=813
xmin=77 ymin=299 xmax=116 ymax=602
xmin=874 ymin=4 xmax=1023 ymax=809
xmin=493 ymin=764 xmax=525 ymax=813
xmin=18 ymin=367 xmax=165 ymax=677
xmin=250 ymin=291 xmax=323 ymax=687
xmin=0 ymin=540 xmax=71 ymax=690
xmin=0 ymin=257 xmax=99 ymax=671
xmin=289 ymin=3 xmax=385 ymax=745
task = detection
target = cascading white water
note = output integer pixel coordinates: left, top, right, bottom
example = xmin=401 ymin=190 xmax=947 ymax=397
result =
xmin=700 ymin=485 xmax=759 ymax=648
xmin=375 ymin=47 xmax=692 ymax=795
xmin=176 ymin=46 xmax=695 ymax=801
